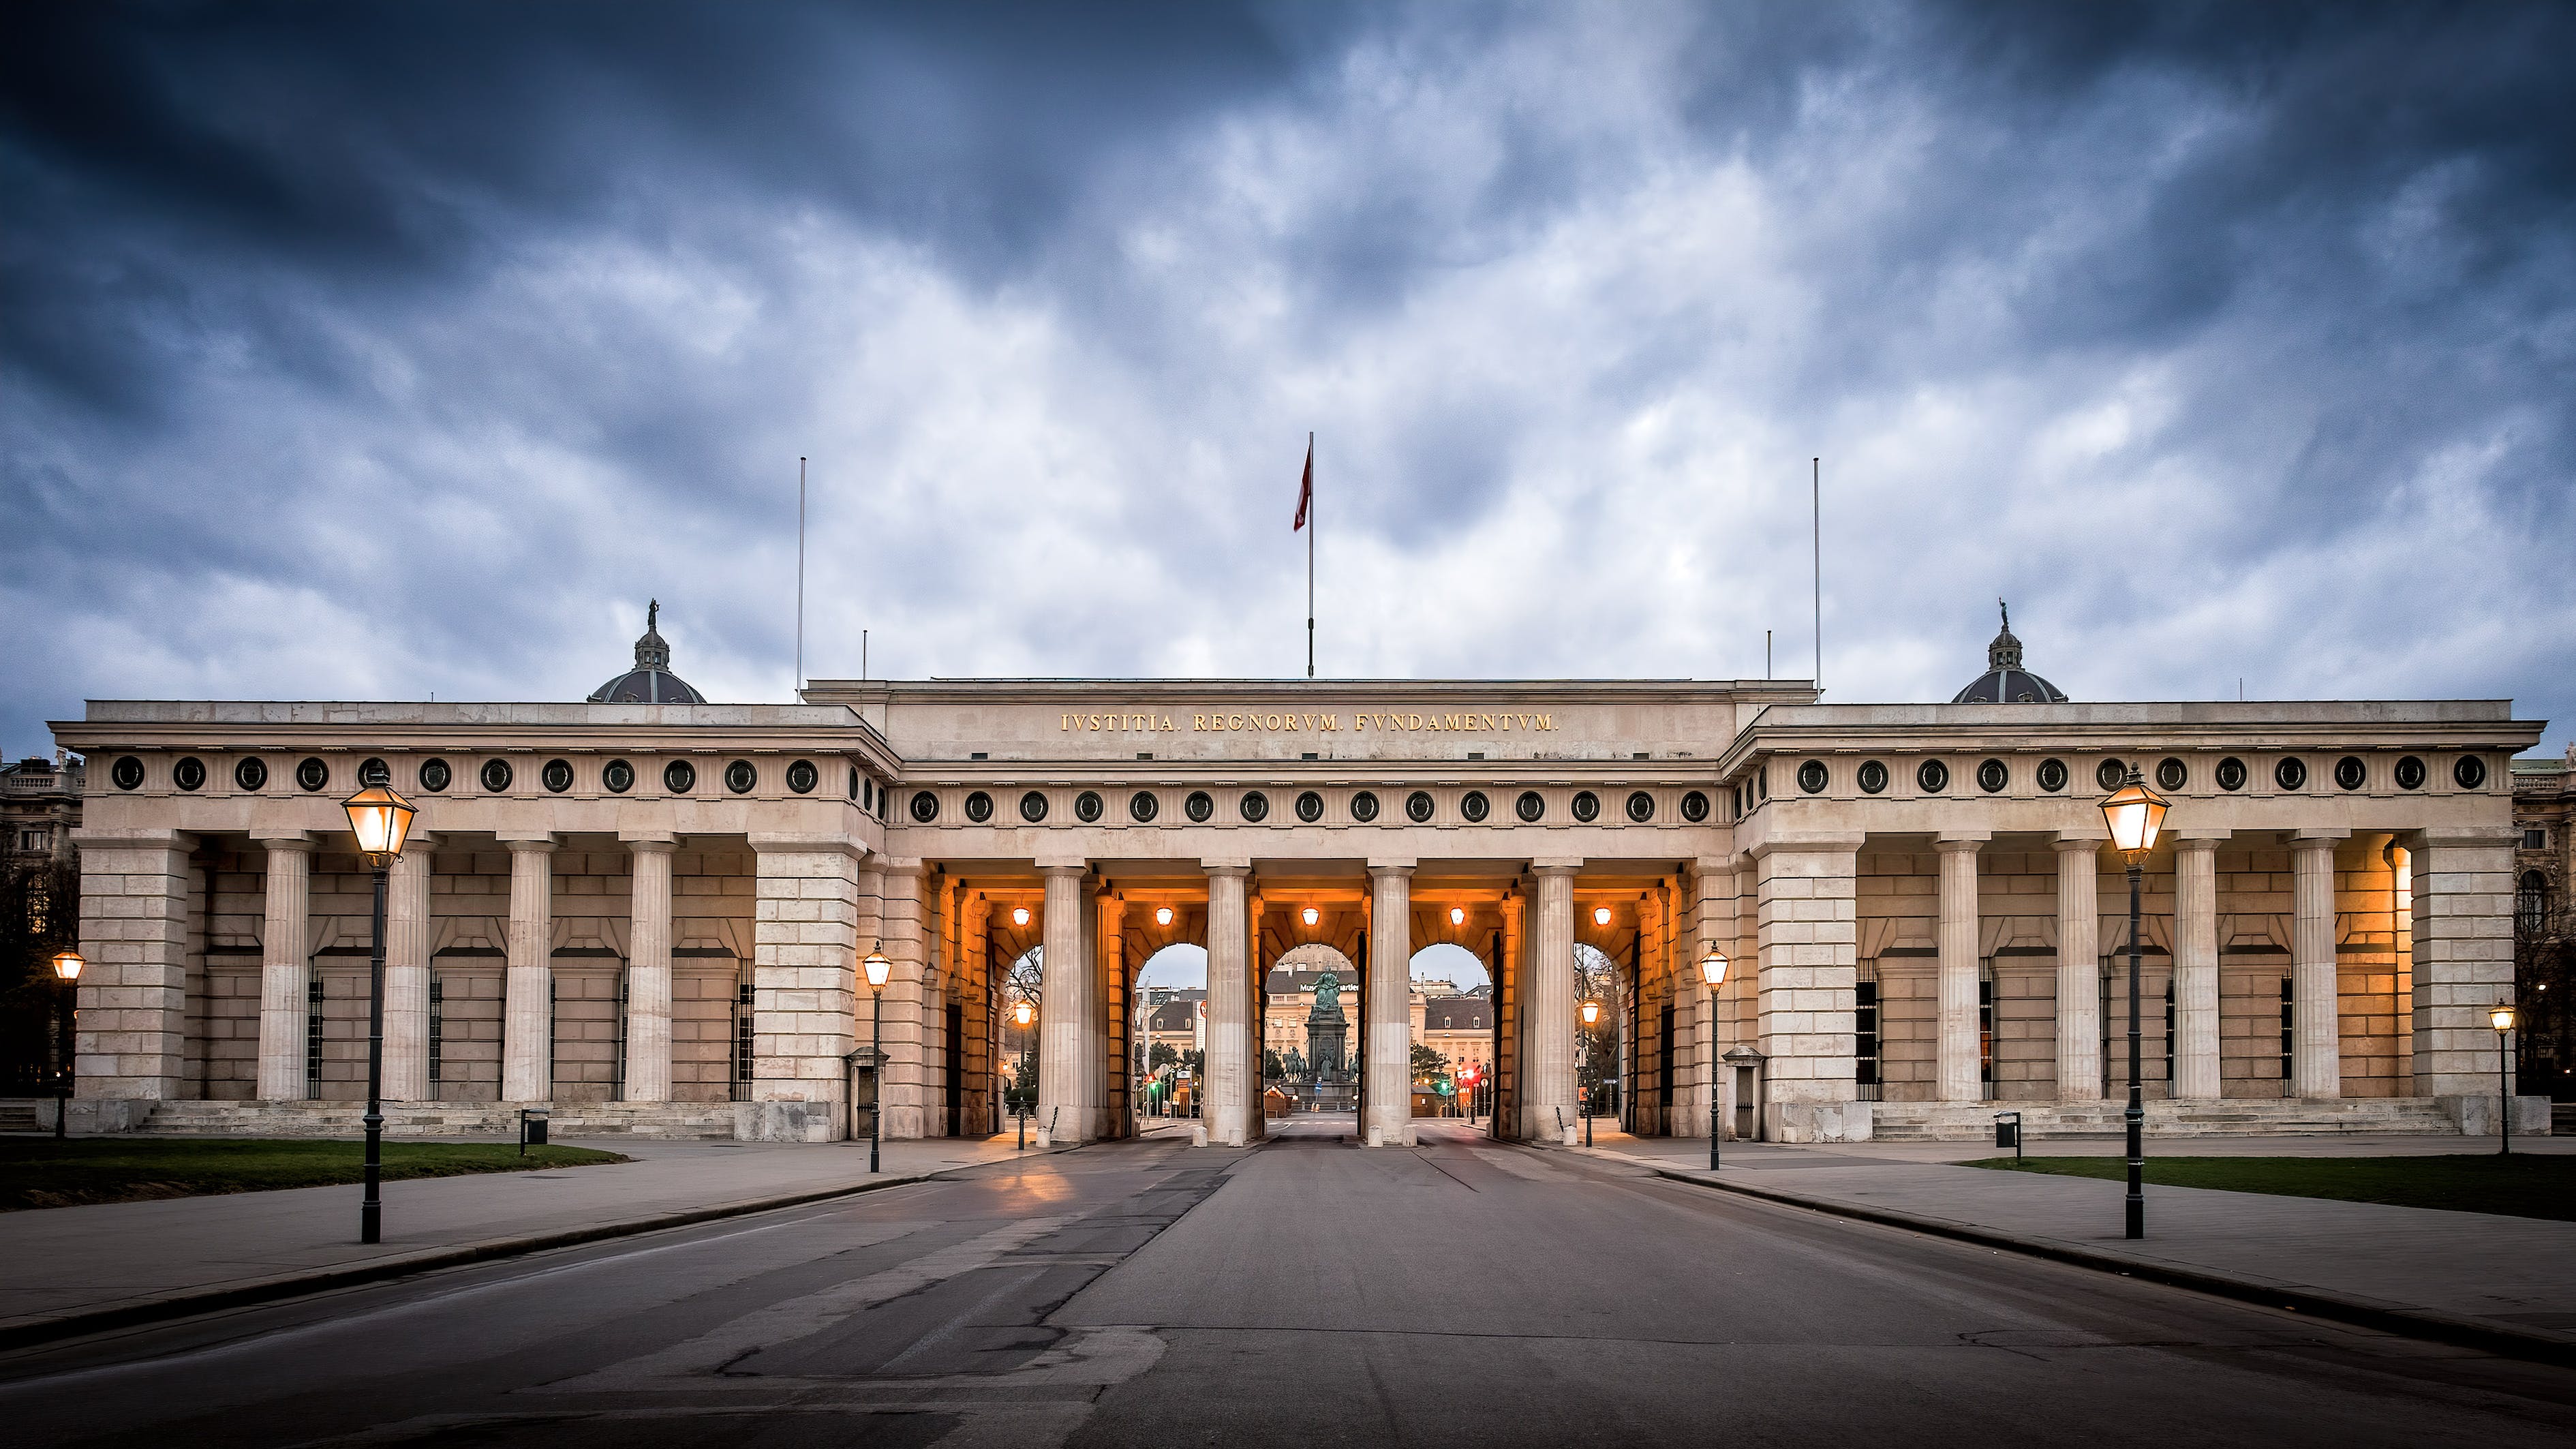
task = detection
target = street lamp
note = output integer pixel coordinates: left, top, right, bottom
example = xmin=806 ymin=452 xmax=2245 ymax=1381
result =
xmin=862 ymin=943 xmax=891 ymax=1173
xmin=341 ymin=782 xmax=419 ymax=1245
xmin=1700 ymin=947 xmax=1728 ymax=1170
xmin=2099 ymin=765 xmax=2168 ymax=1241
xmin=1013 ymin=996 xmax=1036 ymax=1149
xmin=1579 ymin=998 xmax=1603 ymax=1146
xmin=2492 ymin=1001 xmax=2517 ymax=1157
xmin=48 ymin=949 xmax=82 ymax=1140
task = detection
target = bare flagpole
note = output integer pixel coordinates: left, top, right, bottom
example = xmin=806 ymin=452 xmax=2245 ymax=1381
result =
xmin=795 ymin=457 xmax=808 ymax=697
xmin=1811 ymin=457 xmax=1822 ymax=693
xmin=1307 ymin=431 xmax=1316 ymax=680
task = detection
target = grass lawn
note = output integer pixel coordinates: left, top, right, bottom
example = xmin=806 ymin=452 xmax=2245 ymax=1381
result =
xmin=1970 ymin=1153 xmax=2576 ymax=1222
xmin=0 ymin=1138 xmax=628 ymax=1211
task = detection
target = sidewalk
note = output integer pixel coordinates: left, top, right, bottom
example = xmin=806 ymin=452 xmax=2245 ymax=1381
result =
xmin=0 ymin=1133 xmax=1051 ymax=1349
xmin=1567 ymin=1128 xmax=2576 ymax=1362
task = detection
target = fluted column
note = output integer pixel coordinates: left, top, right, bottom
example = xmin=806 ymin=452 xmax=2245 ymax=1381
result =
xmin=383 ymin=834 xmax=437 ymax=1102
xmin=2172 ymin=836 xmax=2222 ymax=1101
xmin=255 ymin=836 xmax=314 ymax=1101
xmin=1364 ymin=864 xmax=1414 ymax=1146
xmin=1201 ymin=865 xmax=1253 ymax=1146
xmin=502 ymin=838 xmax=556 ymax=1102
xmin=1935 ymin=838 xmax=1984 ymax=1102
xmin=1037 ymin=863 xmax=1090 ymax=1145
xmin=623 ymin=838 xmax=674 ymax=1103
xmin=1524 ymin=863 xmax=1580 ymax=1143
xmin=2290 ymin=833 xmax=2344 ymax=1098
xmin=2053 ymin=836 xmax=2102 ymax=1101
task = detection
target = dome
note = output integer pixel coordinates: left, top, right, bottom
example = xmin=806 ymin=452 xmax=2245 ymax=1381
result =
xmin=588 ymin=599 xmax=706 ymax=705
xmin=1951 ymin=600 xmax=2068 ymax=704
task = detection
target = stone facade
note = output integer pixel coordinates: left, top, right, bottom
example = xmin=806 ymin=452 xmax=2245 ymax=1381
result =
xmin=49 ymin=682 xmax=2547 ymax=1143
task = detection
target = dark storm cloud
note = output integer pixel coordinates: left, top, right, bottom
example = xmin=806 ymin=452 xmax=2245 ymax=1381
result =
xmin=1 ymin=1 xmax=2570 ymax=759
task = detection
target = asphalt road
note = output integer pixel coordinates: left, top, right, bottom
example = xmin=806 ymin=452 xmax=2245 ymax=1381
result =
xmin=4 ymin=1117 xmax=2575 ymax=1448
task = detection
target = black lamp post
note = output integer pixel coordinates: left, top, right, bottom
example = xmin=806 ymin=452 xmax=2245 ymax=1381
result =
xmin=2492 ymin=1002 xmax=2517 ymax=1157
xmin=1700 ymin=946 xmax=1728 ymax=1170
xmin=341 ymin=782 xmax=420 ymax=1246
xmin=2099 ymin=765 xmax=2170 ymax=1241
xmin=1579 ymin=998 xmax=1602 ymax=1146
xmin=863 ymin=943 xmax=891 ymax=1173
xmin=1012 ymin=997 xmax=1035 ymax=1149
xmin=48 ymin=949 xmax=83 ymax=1139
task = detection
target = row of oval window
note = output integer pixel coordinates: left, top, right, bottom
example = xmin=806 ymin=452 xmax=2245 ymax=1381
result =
xmin=911 ymin=786 xmax=1717 ymax=827
xmin=109 ymin=753 xmax=842 ymax=798
xmin=1764 ymin=752 xmax=2488 ymax=800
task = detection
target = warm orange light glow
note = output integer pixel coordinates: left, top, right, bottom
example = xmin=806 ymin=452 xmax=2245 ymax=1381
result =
xmin=2099 ymin=769 xmax=2171 ymax=857
xmin=1700 ymin=947 xmax=1728 ymax=988
xmin=1580 ymin=998 xmax=1601 ymax=1026
xmin=1155 ymin=906 xmax=1174 ymax=928
xmin=341 ymin=784 xmax=419 ymax=861
xmin=862 ymin=945 xmax=892 ymax=990
xmin=1592 ymin=906 xmax=1612 ymax=927
xmin=50 ymin=949 xmax=84 ymax=983
xmin=1301 ymin=906 xmax=1320 ymax=927
xmin=1448 ymin=906 xmax=1465 ymax=926
xmin=2492 ymin=1003 xmax=2517 ymax=1033
xmin=1012 ymin=906 xmax=1030 ymax=928
xmin=1013 ymin=999 xmax=1034 ymax=1028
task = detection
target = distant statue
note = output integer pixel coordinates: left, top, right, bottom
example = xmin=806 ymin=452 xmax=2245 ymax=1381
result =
xmin=648 ymin=598 xmax=660 ymax=632
xmin=1313 ymin=971 xmax=1342 ymax=1017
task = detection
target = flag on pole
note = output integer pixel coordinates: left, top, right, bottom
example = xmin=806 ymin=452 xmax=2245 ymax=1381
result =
xmin=1293 ymin=436 xmax=1314 ymax=531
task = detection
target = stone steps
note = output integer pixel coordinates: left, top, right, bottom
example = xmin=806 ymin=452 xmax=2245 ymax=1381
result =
xmin=131 ymin=1100 xmax=742 ymax=1140
xmin=1869 ymin=1097 xmax=2462 ymax=1142
xmin=0 ymin=1099 xmax=47 ymax=1133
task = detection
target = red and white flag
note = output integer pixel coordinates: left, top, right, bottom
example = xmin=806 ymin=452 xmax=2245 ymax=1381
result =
xmin=1293 ymin=435 xmax=1313 ymax=531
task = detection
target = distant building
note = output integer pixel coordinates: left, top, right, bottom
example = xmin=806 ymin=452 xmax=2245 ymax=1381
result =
xmin=2513 ymin=744 xmax=2575 ymax=1100
xmin=1 ymin=751 xmax=80 ymax=866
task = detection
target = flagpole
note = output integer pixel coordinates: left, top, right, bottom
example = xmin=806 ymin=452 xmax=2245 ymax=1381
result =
xmin=796 ymin=456 xmax=807 ymax=698
xmin=1306 ymin=431 xmax=1315 ymax=680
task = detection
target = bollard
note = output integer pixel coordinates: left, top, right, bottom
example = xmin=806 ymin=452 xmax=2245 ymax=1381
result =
xmin=519 ymin=1105 xmax=550 ymax=1155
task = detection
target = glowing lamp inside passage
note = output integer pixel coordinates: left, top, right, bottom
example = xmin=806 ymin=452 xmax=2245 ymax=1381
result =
xmin=1012 ymin=906 xmax=1030 ymax=928
xmin=1449 ymin=906 xmax=1466 ymax=926
xmin=1155 ymin=906 xmax=1174 ymax=928
xmin=1592 ymin=906 xmax=1612 ymax=927
xmin=1301 ymin=906 xmax=1320 ymax=927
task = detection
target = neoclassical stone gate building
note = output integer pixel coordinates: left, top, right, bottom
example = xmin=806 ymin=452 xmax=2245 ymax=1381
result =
xmin=53 ymin=618 xmax=2543 ymax=1142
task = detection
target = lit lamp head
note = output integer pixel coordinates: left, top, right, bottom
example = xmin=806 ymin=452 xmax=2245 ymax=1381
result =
xmin=1012 ymin=906 xmax=1030 ymax=928
xmin=862 ymin=943 xmax=892 ymax=990
xmin=1592 ymin=906 xmax=1612 ymax=927
xmin=1449 ymin=906 xmax=1466 ymax=927
xmin=1013 ymin=998 xmax=1034 ymax=1028
xmin=1301 ymin=906 xmax=1320 ymax=927
xmin=1699 ymin=947 xmax=1728 ymax=989
xmin=2491 ymin=1003 xmax=2517 ymax=1033
xmin=1580 ymin=999 xmax=1602 ymax=1026
xmin=50 ymin=949 xmax=85 ymax=983
xmin=341 ymin=784 xmax=420 ymax=866
xmin=1155 ymin=906 xmax=1174 ymax=928
xmin=2098 ymin=767 xmax=2170 ymax=861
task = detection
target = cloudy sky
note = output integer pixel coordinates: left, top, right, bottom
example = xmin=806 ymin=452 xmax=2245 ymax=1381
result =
xmin=5 ymin=1 xmax=2571 ymax=765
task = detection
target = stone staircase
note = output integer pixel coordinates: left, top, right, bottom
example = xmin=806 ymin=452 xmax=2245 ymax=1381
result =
xmin=131 ymin=1100 xmax=743 ymax=1140
xmin=1869 ymin=1096 xmax=2464 ymax=1143
xmin=0 ymin=1099 xmax=48 ymax=1133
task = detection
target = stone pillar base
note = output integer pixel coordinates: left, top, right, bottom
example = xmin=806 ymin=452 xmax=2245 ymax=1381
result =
xmin=734 ymin=1101 xmax=845 ymax=1142
xmin=2437 ymin=1094 xmax=2552 ymax=1136
xmin=1768 ymin=1101 xmax=1874 ymax=1143
xmin=1364 ymin=1123 xmax=1419 ymax=1148
xmin=62 ymin=1100 xmax=152 ymax=1135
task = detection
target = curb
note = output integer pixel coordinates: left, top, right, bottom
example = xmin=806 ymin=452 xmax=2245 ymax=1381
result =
xmin=1563 ymin=1145 xmax=2576 ymax=1370
xmin=0 ymin=1144 xmax=1077 ymax=1354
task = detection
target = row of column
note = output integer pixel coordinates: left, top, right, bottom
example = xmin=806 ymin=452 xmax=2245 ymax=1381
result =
xmin=1032 ymin=858 xmax=1589 ymax=1149
xmin=245 ymin=833 xmax=801 ymax=1110
xmin=1912 ymin=832 xmax=2350 ymax=1104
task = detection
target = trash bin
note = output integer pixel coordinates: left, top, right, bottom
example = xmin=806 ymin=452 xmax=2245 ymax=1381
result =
xmin=519 ymin=1105 xmax=551 ymax=1152
xmin=1993 ymin=1110 xmax=2021 ymax=1158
